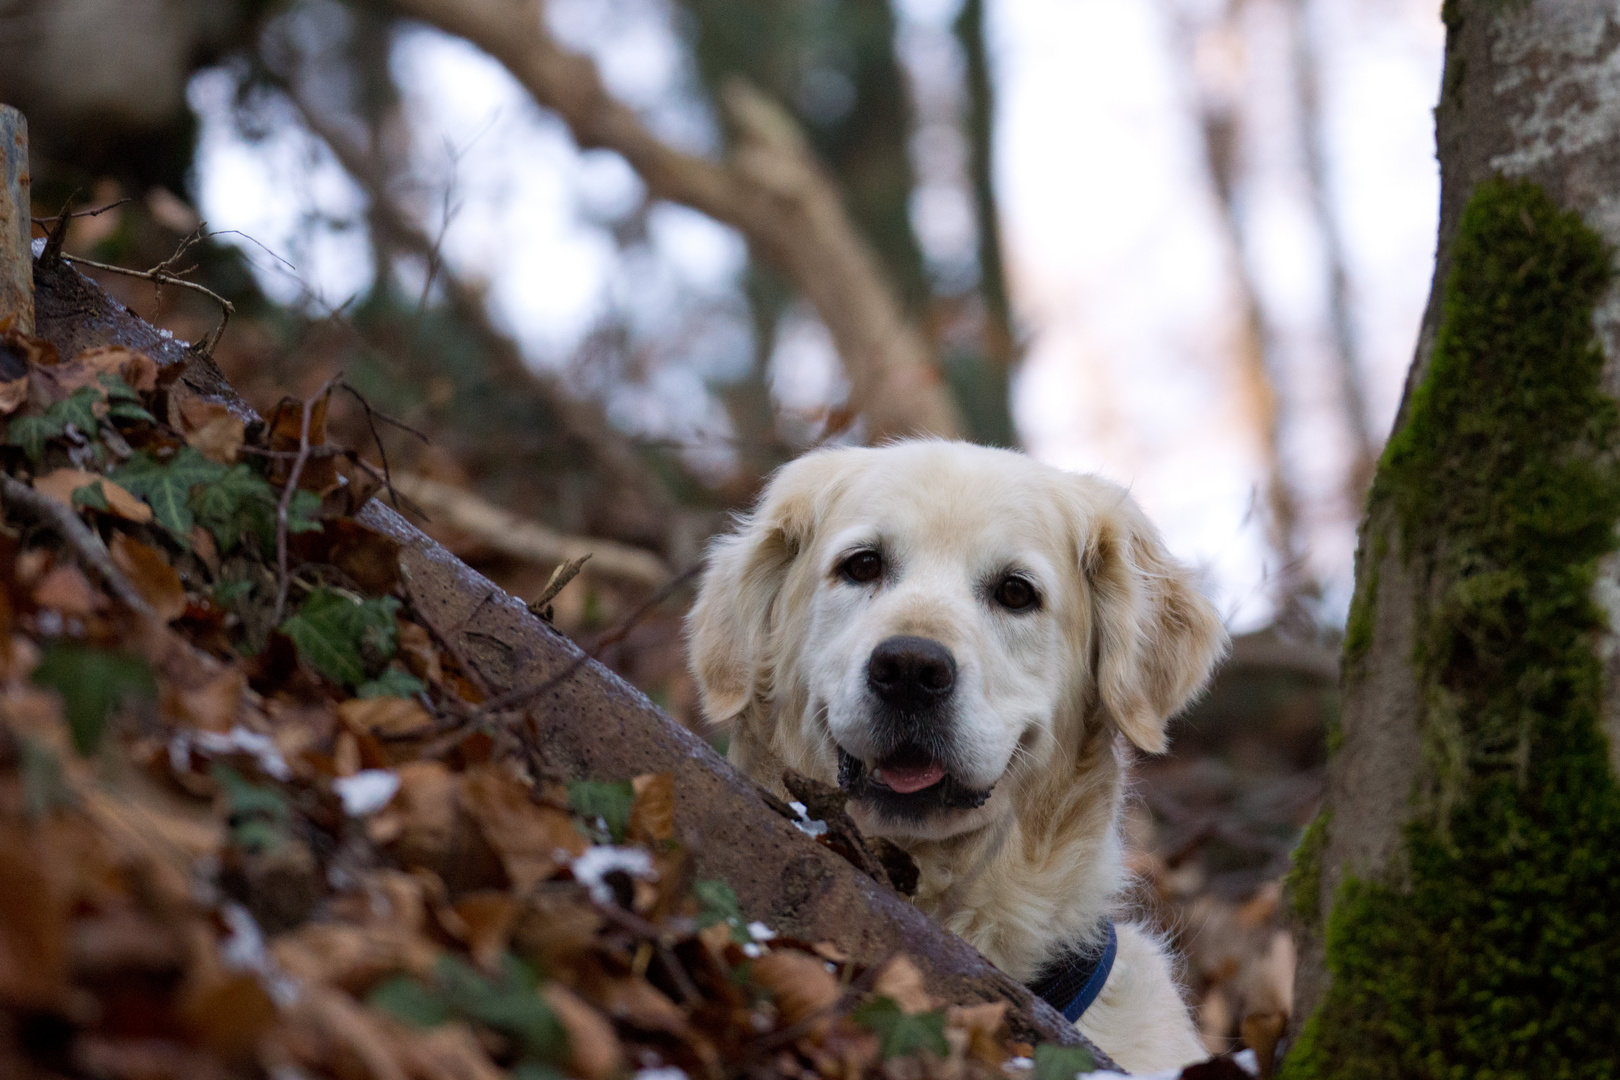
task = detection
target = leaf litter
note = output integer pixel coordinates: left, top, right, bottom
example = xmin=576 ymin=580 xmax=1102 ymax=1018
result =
xmin=0 ymin=325 xmax=1095 ymax=1080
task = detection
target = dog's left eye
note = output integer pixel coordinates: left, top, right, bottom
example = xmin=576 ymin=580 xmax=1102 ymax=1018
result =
xmin=840 ymin=550 xmax=884 ymax=584
xmin=993 ymin=575 xmax=1039 ymax=611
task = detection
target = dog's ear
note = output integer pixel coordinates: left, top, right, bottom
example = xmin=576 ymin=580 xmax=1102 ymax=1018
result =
xmin=1077 ymin=479 xmax=1228 ymax=753
xmin=686 ymin=450 xmax=853 ymax=726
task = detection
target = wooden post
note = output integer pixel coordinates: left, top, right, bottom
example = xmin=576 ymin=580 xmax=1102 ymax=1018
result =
xmin=0 ymin=105 xmax=30 ymax=334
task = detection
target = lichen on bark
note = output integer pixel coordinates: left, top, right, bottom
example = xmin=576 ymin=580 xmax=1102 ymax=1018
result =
xmin=1282 ymin=177 xmax=1620 ymax=1079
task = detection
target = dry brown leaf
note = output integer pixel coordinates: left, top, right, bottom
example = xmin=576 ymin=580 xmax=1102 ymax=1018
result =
xmin=599 ymin=976 xmax=692 ymax=1037
xmin=267 ymin=394 xmax=339 ymax=492
xmin=33 ymin=563 xmax=102 ymax=616
xmin=69 ymin=345 xmax=158 ymax=392
xmin=0 ymin=377 xmax=26 ymax=415
xmin=511 ymin=892 xmax=603 ymax=974
xmin=542 ymin=983 xmax=623 ymax=1080
xmin=33 ymin=467 xmax=152 ymax=525
xmin=163 ymin=666 xmax=245 ymax=734
xmin=333 ymin=731 xmax=362 ymax=778
xmin=180 ymin=972 xmax=277 ymax=1060
xmin=339 ymin=696 xmax=434 ymax=739
xmin=110 ymin=533 xmax=186 ymax=621
xmin=629 ymin=772 xmax=675 ymax=845
xmin=271 ymin=921 xmax=438 ymax=992
xmin=0 ymin=834 xmax=70 ymax=1009
xmin=451 ymin=891 xmax=519 ymax=971
xmin=368 ymin=761 xmax=457 ymax=862
xmin=289 ymin=985 xmax=410 ymax=1080
xmin=399 ymin=1022 xmax=505 ymax=1080
xmin=753 ymin=949 xmax=840 ymax=1028
xmin=459 ymin=765 xmax=587 ymax=892
xmin=396 ymin=621 xmax=443 ymax=686
xmin=178 ymin=398 xmax=245 ymax=465
xmin=947 ymin=1001 xmax=1010 ymax=1067
xmin=873 ymin=955 xmax=934 ymax=1015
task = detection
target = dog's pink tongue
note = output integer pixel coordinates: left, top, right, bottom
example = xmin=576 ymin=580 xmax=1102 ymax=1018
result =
xmin=874 ymin=762 xmax=945 ymax=793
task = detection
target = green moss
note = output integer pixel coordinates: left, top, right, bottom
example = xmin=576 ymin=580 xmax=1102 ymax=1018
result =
xmin=1282 ymin=178 xmax=1620 ymax=1079
xmin=1342 ymin=529 xmax=1386 ymax=667
xmin=1283 ymin=809 xmax=1331 ymax=928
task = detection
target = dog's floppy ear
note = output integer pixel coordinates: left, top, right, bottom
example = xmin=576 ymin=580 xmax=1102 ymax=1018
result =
xmin=1077 ymin=479 xmax=1228 ymax=753
xmin=685 ymin=450 xmax=853 ymax=725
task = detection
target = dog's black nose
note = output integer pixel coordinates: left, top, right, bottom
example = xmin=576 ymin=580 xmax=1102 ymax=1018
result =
xmin=867 ymin=636 xmax=956 ymax=710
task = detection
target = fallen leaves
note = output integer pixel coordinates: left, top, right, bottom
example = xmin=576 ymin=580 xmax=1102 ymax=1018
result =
xmin=0 ymin=333 xmax=1111 ymax=1080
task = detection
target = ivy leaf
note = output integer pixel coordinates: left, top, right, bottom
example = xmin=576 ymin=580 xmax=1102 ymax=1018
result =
xmin=692 ymin=877 xmax=754 ymax=943
xmin=1032 ymin=1043 xmax=1098 ymax=1080
xmin=112 ymin=447 xmax=228 ymax=537
xmin=434 ymin=955 xmax=567 ymax=1064
xmin=31 ymin=643 xmax=157 ymax=755
xmin=5 ymin=414 xmax=66 ymax=461
xmin=191 ymin=463 xmax=276 ymax=553
xmin=368 ymin=976 xmax=453 ymax=1028
xmin=107 ymin=399 xmax=156 ymax=424
xmin=96 ymin=373 xmax=142 ymax=402
xmin=285 ymin=487 xmax=324 ymax=534
xmin=358 ymin=667 xmax=426 ymax=699
xmin=568 ymin=778 xmax=636 ymax=843
xmin=851 ymin=997 xmax=950 ymax=1061
xmin=278 ymin=588 xmax=401 ymax=688
xmin=71 ymin=481 xmax=110 ymax=512
xmin=46 ymin=386 xmax=101 ymax=437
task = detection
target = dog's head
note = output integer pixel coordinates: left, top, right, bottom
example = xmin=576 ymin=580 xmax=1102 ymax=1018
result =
xmin=686 ymin=441 xmax=1227 ymax=840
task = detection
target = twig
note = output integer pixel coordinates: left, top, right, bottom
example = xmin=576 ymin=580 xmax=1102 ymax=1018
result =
xmin=476 ymin=563 xmax=702 ymax=716
xmin=529 ymin=554 xmax=590 ymax=616
xmin=31 ymin=198 xmax=132 ymax=227
xmin=0 ymin=475 xmax=156 ymax=619
xmin=337 ymin=380 xmax=427 ymax=514
xmin=272 ymin=378 xmax=338 ymax=624
xmin=59 ymin=253 xmax=236 ymax=354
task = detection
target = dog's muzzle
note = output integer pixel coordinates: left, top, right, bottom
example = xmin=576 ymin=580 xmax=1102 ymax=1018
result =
xmin=836 ymin=635 xmax=993 ymax=821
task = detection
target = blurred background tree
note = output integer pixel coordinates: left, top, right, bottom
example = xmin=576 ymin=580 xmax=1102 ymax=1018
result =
xmin=1 ymin=0 xmax=1445 ymax=1059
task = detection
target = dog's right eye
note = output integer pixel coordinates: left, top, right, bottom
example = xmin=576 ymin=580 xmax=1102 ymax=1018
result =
xmin=840 ymin=550 xmax=883 ymax=584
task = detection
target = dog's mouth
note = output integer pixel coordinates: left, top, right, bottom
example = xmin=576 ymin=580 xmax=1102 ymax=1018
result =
xmin=837 ymin=746 xmax=994 ymax=821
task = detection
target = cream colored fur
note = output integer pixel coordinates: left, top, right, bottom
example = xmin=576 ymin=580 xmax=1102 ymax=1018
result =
xmin=686 ymin=441 xmax=1226 ymax=1073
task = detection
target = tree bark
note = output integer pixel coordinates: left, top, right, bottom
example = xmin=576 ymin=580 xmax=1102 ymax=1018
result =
xmin=1285 ymin=2 xmax=1620 ymax=1075
xmin=28 ymin=249 xmax=1105 ymax=1060
xmin=0 ymin=105 xmax=29 ymax=334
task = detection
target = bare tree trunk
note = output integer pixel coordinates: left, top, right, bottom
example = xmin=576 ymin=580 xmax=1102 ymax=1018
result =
xmin=0 ymin=105 xmax=30 ymax=334
xmin=1284 ymin=3 xmax=1620 ymax=1075
xmin=1286 ymin=0 xmax=1378 ymax=508
xmin=1176 ymin=0 xmax=1316 ymax=632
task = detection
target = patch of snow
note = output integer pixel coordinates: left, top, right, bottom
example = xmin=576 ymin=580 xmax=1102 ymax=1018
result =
xmin=788 ymin=799 xmax=829 ymax=837
xmin=634 ymin=1069 xmax=689 ymax=1080
xmin=333 ymin=769 xmax=400 ymax=816
xmin=171 ymin=725 xmax=291 ymax=780
xmin=746 ymin=921 xmax=775 ymax=941
xmin=572 ymin=845 xmax=658 ymax=905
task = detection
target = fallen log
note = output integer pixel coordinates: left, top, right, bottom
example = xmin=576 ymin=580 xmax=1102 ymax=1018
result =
xmin=28 ymin=249 xmax=1111 ymax=1061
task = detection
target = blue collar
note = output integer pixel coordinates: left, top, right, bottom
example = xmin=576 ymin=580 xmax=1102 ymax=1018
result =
xmin=1026 ymin=920 xmax=1117 ymax=1023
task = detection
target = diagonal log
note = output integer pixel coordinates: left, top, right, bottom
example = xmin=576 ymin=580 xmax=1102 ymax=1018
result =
xmin=28 ymin=250 xmax=1107 ymax=1060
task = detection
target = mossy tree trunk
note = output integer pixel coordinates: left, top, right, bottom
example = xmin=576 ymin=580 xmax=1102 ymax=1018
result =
xmin=1283 ymin=3 xmax=1620 ymax=1076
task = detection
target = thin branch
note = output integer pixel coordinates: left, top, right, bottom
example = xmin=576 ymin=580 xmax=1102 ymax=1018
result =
xmin=60 ymin=253 xmax=235 ymax=354
xmin=272 ymin=378 xmax=338 ymax=624
xmin=0 ymin=475 xmax=156 ymax=619
xmin=30 ymin=198 xmax=132 ymax=227
xmin=389 ymin=473 xmax=669 ymax=589
xmin=386 ymin=0 xmax=962 ymax=441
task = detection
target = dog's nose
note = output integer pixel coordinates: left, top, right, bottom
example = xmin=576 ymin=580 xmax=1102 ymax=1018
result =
xmin=867 ymin=636 xmax=956 ymax=710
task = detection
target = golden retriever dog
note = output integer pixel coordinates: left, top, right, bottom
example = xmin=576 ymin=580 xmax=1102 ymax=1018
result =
xmin=686 ymin=441 xmax=1227 ymax=1072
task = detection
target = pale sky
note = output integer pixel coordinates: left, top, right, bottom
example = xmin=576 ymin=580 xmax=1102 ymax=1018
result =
xmin=189 ymin=0 xmax=1445 ymax=632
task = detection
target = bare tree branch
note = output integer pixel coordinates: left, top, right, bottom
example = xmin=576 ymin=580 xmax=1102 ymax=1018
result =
xmin=391 ymin=472 xmax=671 ymax=590
xmin=386 ymin=0 xmax=963 ymax=443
